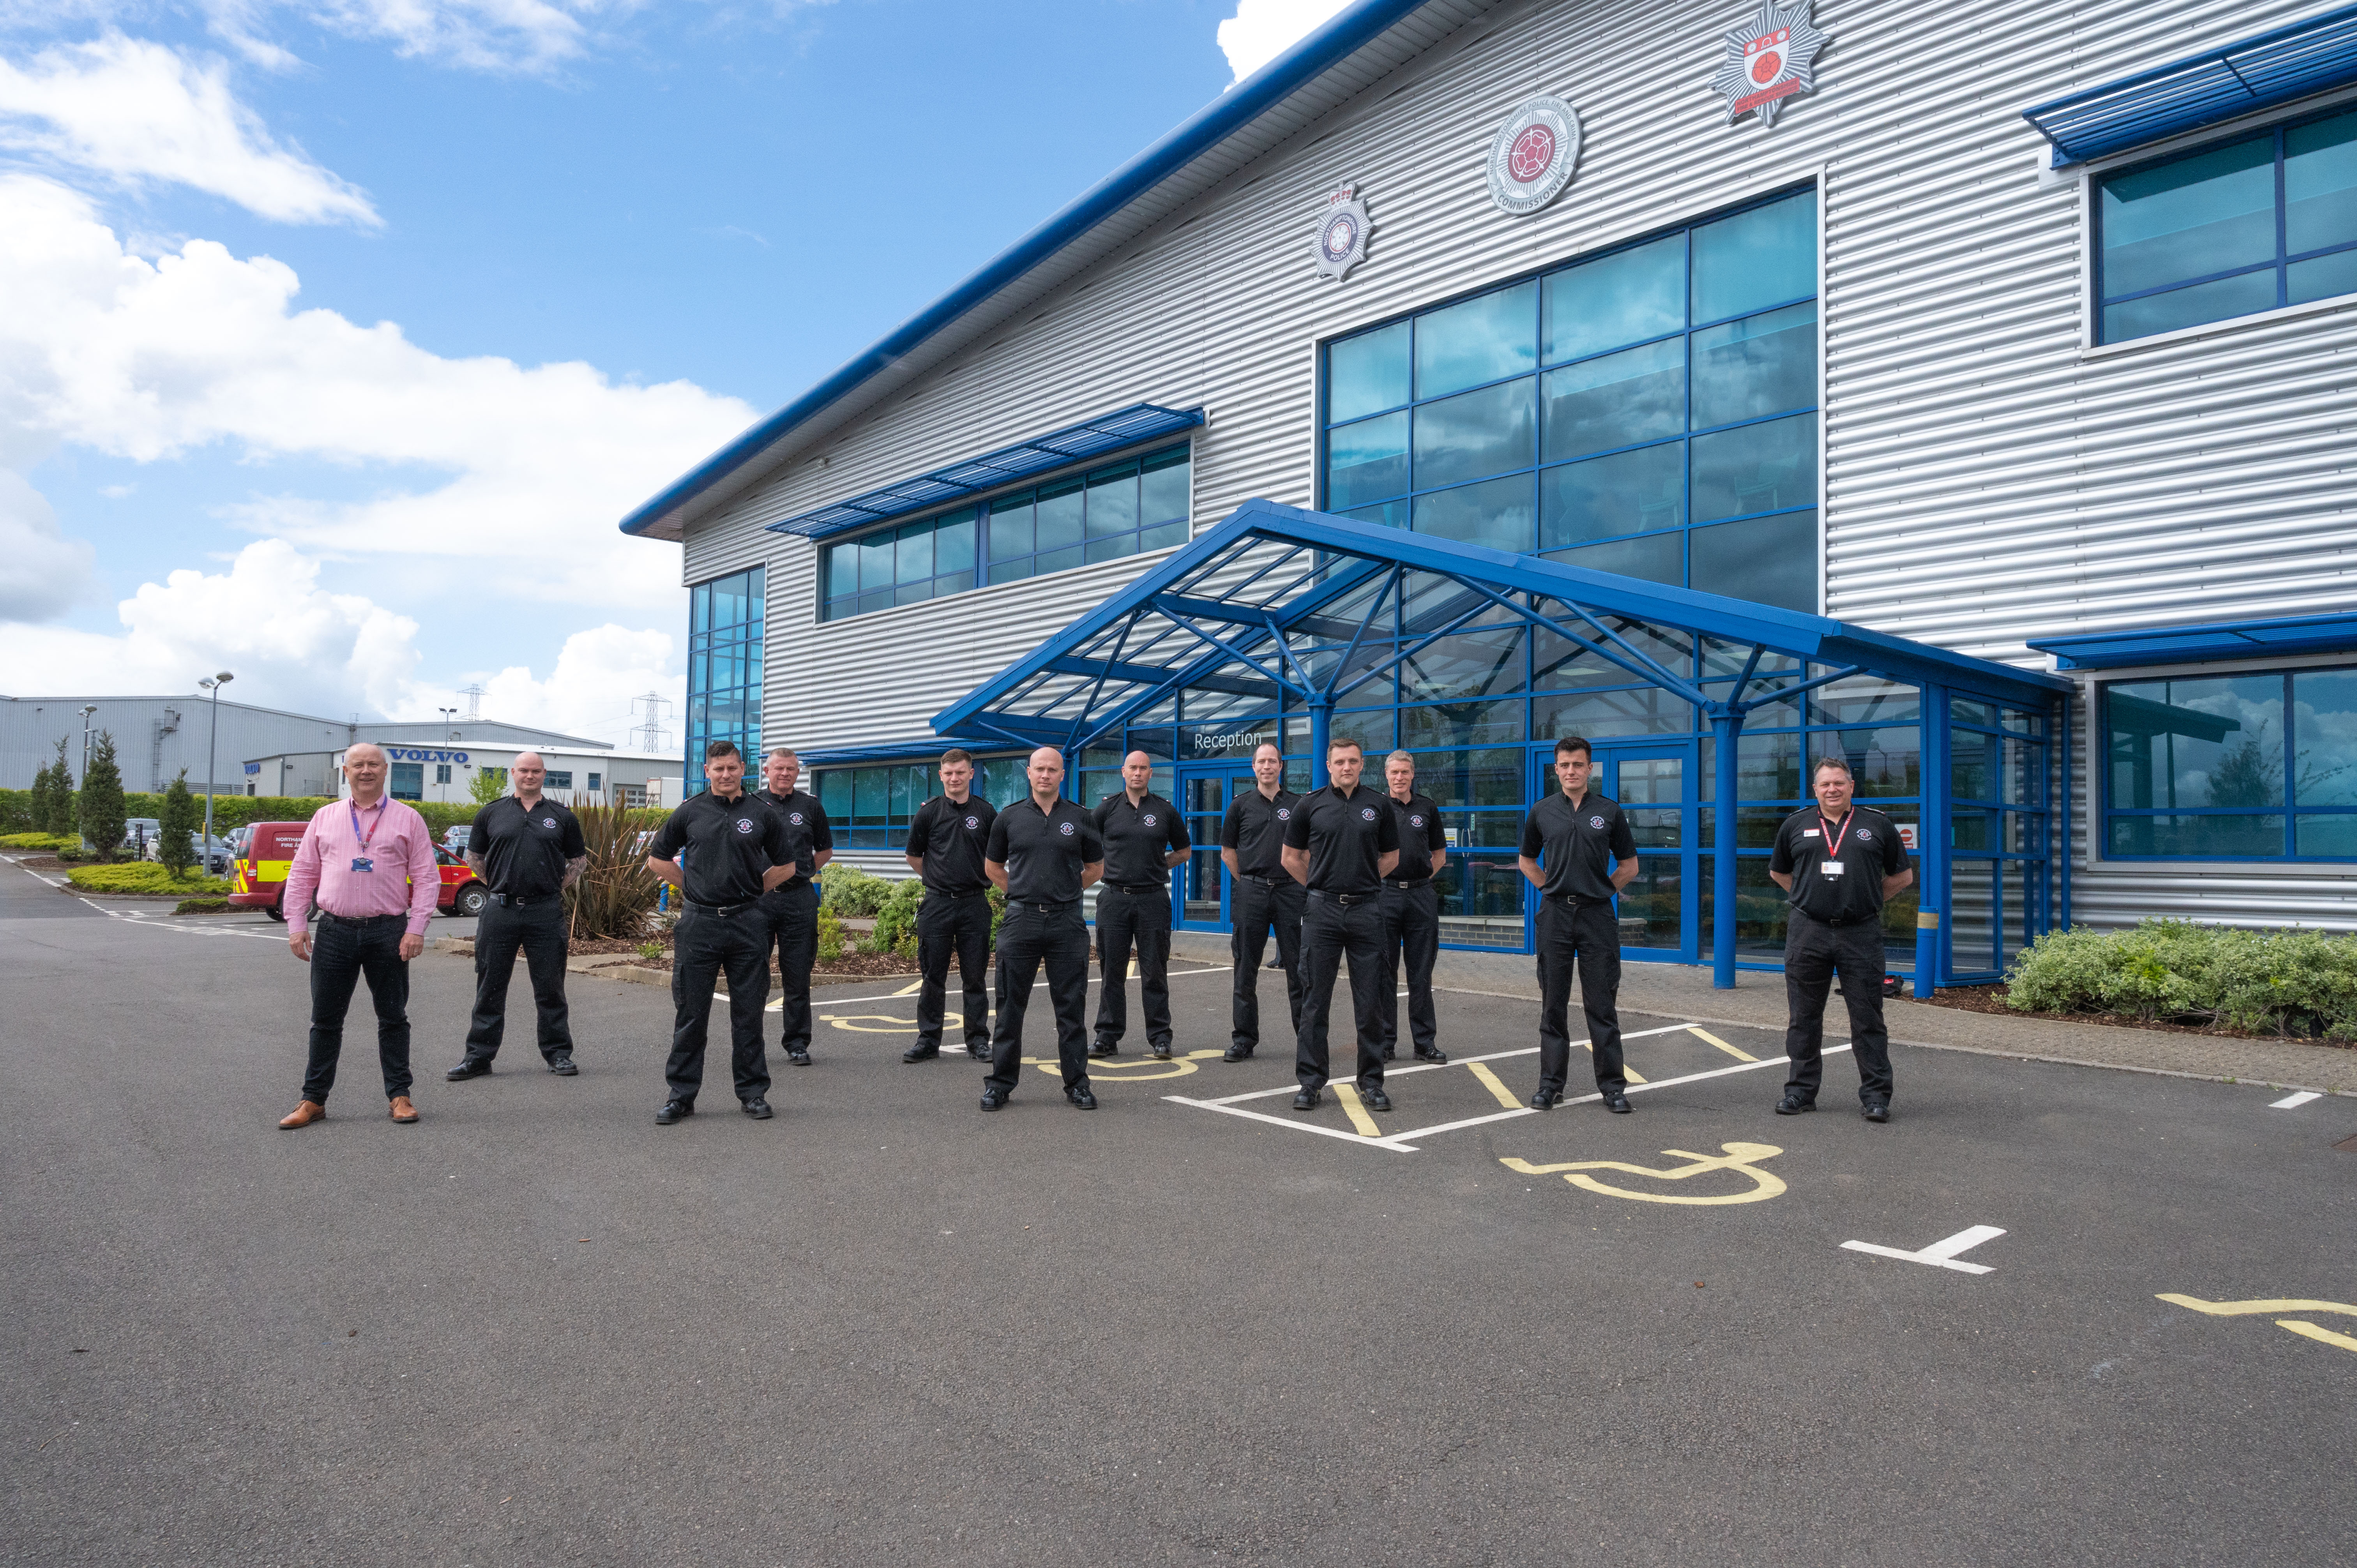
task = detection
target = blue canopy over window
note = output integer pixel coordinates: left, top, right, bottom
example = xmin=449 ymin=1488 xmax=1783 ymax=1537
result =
xmin=2029 ymin=611 xmax=2357 ymax=670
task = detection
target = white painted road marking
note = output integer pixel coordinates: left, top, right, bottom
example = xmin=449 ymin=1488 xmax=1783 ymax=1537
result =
xmin=1841 ymin=1225 xmax=2006 ymax=1275
xmin=2270 ymin=1090 xmax=2322 ymax=1109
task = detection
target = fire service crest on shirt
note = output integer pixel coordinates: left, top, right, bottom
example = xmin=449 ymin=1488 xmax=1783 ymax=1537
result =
xmin=1313 ymin=186 xmax=1371 ymax=281
xmin=1710 ymin=0 xmax=1826 ymax=128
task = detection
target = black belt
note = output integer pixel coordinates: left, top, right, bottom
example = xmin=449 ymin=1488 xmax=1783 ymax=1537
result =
xmin=1106 ymin=882 xmax=1166 ymax=893
xmin=1794 ymin=908 xmax=1871 ymax=929
xmin=931 ymin=886 xmax=988 ymax=899
xmin=315 ymin=910 xmax=402 ymax=926
xmin=488 ymin=892 xmax=556 ymax=907
xmin=1383 ymin=877 xmax=1431 ymax=889
xmin=1306 ymin=890 xmax=1374 ymax=907
xmin=685 ymin=898 xmax=757 ymax=918
xmin=1239 ymin=873 xmax=1288 ymax=886
xmin=1546 ymin=893 xmax=1613 ymax=908
xmin=1005 ymin=898 xmax=1079 ymax=913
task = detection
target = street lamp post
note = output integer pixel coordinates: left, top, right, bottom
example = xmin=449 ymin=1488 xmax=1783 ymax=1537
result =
xmin=76 ymin=705 xmax=97 ymax=846
xmin=198 ymin=672 xmax=233 ymax=870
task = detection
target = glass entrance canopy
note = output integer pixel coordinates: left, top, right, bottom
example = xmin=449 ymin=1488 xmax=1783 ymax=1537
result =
xmin=933 ymin=500 xmax=2073 ymax=987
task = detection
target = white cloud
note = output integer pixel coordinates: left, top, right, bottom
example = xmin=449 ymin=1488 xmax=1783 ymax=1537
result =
xmin=312 ymin=0 xmax=595 ymax=72
xmin=0 ymin=35 xmax=378 ymax=224
xmin=452 ymin=623 xmax=682 ymax=746
xmin=1216 ymin=0 xmax=1353 ymax=84
xmin=0 ymin=466 xmax=94 ymax=620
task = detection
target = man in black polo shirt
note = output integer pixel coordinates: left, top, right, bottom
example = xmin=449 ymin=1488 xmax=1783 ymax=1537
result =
xmin=981 ymin=747 xmax=1104 ymax=1111
xmin=643 ymin=741 xmax=795 ymax=1125
xmin=1091 ymin=750 xmax=1189 ymax=1061
xmin=1219 ymin=742 xmax=1302 ymax=1064
xmin=1281 ymin=736 xmax=1399 ymax=1112
xmin=1769 ymin=756 xmax=1913 ymax=1122
xmin=755 ymin=747 xmax=833 ymax=1068
xmin=1377 ymin=749 xmax=1450 ymax=1067
xmin=1518 ymin=736 xmax=1639 ymax=1112
xmin=903 ymin=748 xmax=997 ymax=1063
xmin=449 ymin=751 xmax=586 ymax=1080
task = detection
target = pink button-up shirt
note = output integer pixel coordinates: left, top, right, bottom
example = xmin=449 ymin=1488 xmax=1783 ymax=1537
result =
xmin=283 ymin=795 xmax=441 ymax=937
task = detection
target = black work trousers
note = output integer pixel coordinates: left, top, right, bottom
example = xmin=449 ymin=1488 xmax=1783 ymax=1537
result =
xmin=302 ymin=913 xmax=413 ymax=1105
xmin=1378 ymin=880 xmax=1440 ymax=1057
xmin=1296 ymin=892 xmax=1386 ymax=1092
xmin=665 ymin=907 xmax=771 ymax=1104
xmin=463 ymin=898 xmax=571 ymax=1063
xmin=1782 ymin=911 xmax=1896 ymax=1106
xmin=1536 ymin=898 xmax=1625 ymax=1097
xmin=915 ymin=890 xmax=992 ymax=1051
xmin=1093 ymin=885 xmax=1173 ymax=1051
xmin=761 ymin=880 xmax=820 ymax=1056
xmin=987 ymin=902 xmax=1091 ymax=1097
xmin=1230 ymin=874 xmax=1304 ymax=1053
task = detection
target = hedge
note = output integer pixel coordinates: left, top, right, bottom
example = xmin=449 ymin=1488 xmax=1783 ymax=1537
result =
xmin=0 ymin=788 xmax=494 ymax=837
xmin=0 ymin=832 xmax=80 ymax=852
xmin=67 ymin=863 xmax=237 ymax=897
xmin=2006 ymin=919 xmax=2357 ymax=1039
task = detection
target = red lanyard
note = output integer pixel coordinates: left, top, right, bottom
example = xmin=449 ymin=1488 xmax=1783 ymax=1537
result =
xmin=350 ymin=799 xmax=387 ymax=856
xmin=1817 ymin=809 xmax=1854 ymax=859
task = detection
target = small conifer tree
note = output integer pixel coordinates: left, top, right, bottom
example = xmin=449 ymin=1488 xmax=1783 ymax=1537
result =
xmin=80 ymin=732 xmax=127 ymax=859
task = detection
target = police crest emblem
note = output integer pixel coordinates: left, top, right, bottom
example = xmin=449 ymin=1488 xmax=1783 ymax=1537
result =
xmin=1710 ymin=0 xmax=1826 ymax=128
xmin=1313 ymin=186 xmax=1370 ymax=282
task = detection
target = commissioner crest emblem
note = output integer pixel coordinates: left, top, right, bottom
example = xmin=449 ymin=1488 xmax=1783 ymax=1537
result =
xmin=1485 ymin=95 xmax=1581 ymax=216
xmin=1711 ymin=0 xmax=1827 ymax=128
xmin=1313 ymin=186 xmax=1371 ymax=281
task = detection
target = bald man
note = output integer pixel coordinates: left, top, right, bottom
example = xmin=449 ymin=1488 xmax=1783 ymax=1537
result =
xmin=449 ymin=750 xmax=587 ymax=1080
xmin=1090 ymin=750 xmax=1189 ymax=1060
xmin=980 ymin=747 xmax=1104 ymax=1112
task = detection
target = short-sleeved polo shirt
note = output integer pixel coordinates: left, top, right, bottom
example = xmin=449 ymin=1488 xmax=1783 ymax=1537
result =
xmin=1519 ymin=790 xmax=1636 ymax=901
xmin=648 ymin=788 xmax=790 ymax=908
xmin=1282 ymin=782 xmax=1400 ymax=896
xmin=1769 ymin=804 xmax=1911 ymax=924
xmin=1384 ymin=791 xmax=1447 ymax=883
xmin=466 ymin=794 xmax=585 ymax=899
xmin=1093 ymin=791 xmax=1189 ymax=887
xmin=905 ymin=793 xmax=997 ymax=896
xmin=1220 ymin=787 xmax=1300 ymax=879
xmin=985 ymin=795 xmax=1104 ymax=904
xmin=755 ymin=788 xmax=833 ymax=884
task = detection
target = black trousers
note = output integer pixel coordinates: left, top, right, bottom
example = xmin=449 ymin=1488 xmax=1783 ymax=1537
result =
xmin=915 ymin=890 xmax=992 ymax=1051
xmin=1296 ymin=893 xmax=1386 ymax=1092
xmin=761 ymin=881 xmax=819 ymax=1055
xmin=1783 ymin=912 xmax=1896 ymax=1105
xmin=1230 ymin=875 xmax=1304 ymax=1052
xmin=987 ymin=902 xmax=1091 ymax=1097
xmin=302 ymin=913 xmax=412 ymax=1104
xmin=1378 ymin=880 xmax=1440 ymax=1056
xmin=463 ymin=898 xmax=571 ymax=1062
xmin=1536 ymin=899 xmax=1624 ymax=1097
xmin=665 ymin=907 xmax=771 ymax=1103
xmin=1093 ymin=885 xmax=1173 ymax=1050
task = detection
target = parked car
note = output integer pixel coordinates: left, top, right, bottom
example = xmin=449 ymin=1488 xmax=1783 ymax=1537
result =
xmin=122 ymin=818 xmax=163 ymax=858
xmin=230 ymin=822 xmax=486 ymax=920
xmin=143 ymin=830 xmax=234 ymax=875
xmin=443 ymin=825 xmax=474 ymax=860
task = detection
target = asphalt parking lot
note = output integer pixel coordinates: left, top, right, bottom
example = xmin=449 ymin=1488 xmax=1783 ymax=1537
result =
xmin=4 ymin=862 xmax=2353 ymax=1567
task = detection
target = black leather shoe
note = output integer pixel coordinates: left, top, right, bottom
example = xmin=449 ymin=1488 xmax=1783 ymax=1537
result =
xmin=786 ymin=1050 xmax=812 ymax=1067
xmin=1530 ymin=1087 xmax=1560 ymax=1111
xmin=1775 ymin=1092 xmax=1815 ymax=1116
xmin=742 ymin=1097 xmax=773 ymax=1119
xmin=546 ymin=1054 xmax=577 ymax=1076
xmin=1862 ymin=1100 xmax=1891 ymax=1123
xmin=966 ymin=1043 xmax=991 ymax=1062
xmin=979 ymin=1088 xmax=1007 ymax=1112
xmin=1088 ymin=1041 xmax=1118 ymax=1059
xmin=1413 ymin=1047 xmax=1449 ymax=1064
xmin=1292 ymin=1088 xmax=1321 ymax=1111
xmin=903 ymin=1043 xmax=941 ymax=1063
xmin=1359 ymin=1085 xmax=1393 ymax=1113
xmin=1223 ymin=1045 xmax=1253 ymax=1063
xmin=1379 ymin=1045 xmax=1395 ymax=1061
xmin=654 ymin=1098 xmax=694 ymax=1125
xmin=1066 ymin=1085 xmax=1098 ymax=1110
xmin=1603 ymin=1091 xmax=1633 ymax=1114
xmin=445 ymin=1058 xmax=491 ymax=1081
xmin=1148 ymin=1043 xmax=1171 ymax=1060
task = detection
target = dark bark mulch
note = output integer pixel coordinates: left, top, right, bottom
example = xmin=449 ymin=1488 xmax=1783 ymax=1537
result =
xmin=1917 ymin=983 xmax=2355 ymax=1049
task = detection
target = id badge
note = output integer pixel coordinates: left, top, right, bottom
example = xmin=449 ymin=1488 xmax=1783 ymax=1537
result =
xmin=351 ymin=856 xmax=374 ymax=873
xmin=1818 ymin=860 xmax=1844 ymax=879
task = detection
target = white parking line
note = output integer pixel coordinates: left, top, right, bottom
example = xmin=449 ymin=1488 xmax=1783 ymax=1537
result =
xmin=2271 ymin=1090 xmax=2323 ymax=1109
xmin=1192 ymin=1023 xmax=1713 ymax=1107
xmin=811 ymin=964 xmax=1233 ymax=1009
xmin=1841 ymin=1224 xmax=2006 ymax=1275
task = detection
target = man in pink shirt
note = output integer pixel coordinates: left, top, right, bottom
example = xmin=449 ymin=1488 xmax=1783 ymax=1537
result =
xmin=277 ymin=742 xmax=442 ymax=1128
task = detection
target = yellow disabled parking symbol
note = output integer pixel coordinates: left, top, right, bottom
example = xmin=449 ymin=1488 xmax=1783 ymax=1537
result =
xmin=1500 ymin=1142 xmax=1788 ymax=1205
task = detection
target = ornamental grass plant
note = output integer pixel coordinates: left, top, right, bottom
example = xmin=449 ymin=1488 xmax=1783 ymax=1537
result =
xmin=565 ymin=801 xmax=664 ymax=941
xmin=2005 ymin=918 xmax=2357 ymax=1039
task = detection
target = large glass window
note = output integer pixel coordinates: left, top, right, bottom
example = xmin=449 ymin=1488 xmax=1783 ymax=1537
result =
xmin=686 ymin=565 xmax=763 ymax=795
xmin=2097 ymin=107 xmax=2357 ymax=343
xmin=2103 ymin=667 xmax=2357 ymax=858
xmin=820 ymin=445 xmax=1190 ymax=621
xmin=1320 ymin=189 xmax=1818 ymax=611
xmin=815 ymin=754 xmax=1029 ymax=848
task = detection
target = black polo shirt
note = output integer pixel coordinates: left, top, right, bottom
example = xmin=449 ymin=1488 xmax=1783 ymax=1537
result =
xmin=1220 ymin=787 xmax=1300 ymax=879
xmin=1385 ymin=791 xmax=1447 ymax=883
xmin=466 ymin=794 xmax=585 ymax=899
xmin=755 ymin=788 xmax=834 ymax=882
xmin=1283 ymin=782 xmax=1400 ymax=896
xmin=648 ymin=788 xmax=791 ymax=908
xmin=905 ymin=793 xmax=997 ymax=896
xmin=1093 ymin=791 xmax=1189 ymax=888
xmin=1770 ymin=804 xmax=1911 ymax=925
xmin=985 ymin=795 xmax=1104 ymax=904
xmin=1520 ymin=790 xmax=1637 ymax=901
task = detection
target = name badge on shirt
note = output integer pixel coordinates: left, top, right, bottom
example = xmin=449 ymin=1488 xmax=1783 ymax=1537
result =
xmin=352 ymin=856 xmax=375 ymax=872
xmin=1818 ymin=860 xmax=1845 ymax=878
xmin=1802 ymin=828 xmax=1820 ymax=837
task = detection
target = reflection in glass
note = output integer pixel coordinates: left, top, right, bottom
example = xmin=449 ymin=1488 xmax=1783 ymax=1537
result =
xmin=1534 ymin=686 xmax=1692 ymax=738
xmin=1691 ymin=413 xmax=1816 ymax=521
xmin=1545 ymin=233 xmax=1686 ymax=365
xmin=1414 ymin=748 xmax=1524 ymax=808
xmin=1415 ymin=281 xmax=1538 ymax=399
xmin=1541 ymin=443 xmax=1683 ymax=547
xmin=1327 ymin=411 xmax=1410 ymax=509
xmin=2103 ymin=270 xmax=2278 ymax=341
xmin=1401 ymin=629 xmax=1525 ymax=701
xmin=1414 ymin=378 xmax=1536 ymax=491
xmin=2295 ymin=813 xmax=2357 ymax=856
xmin=2293 ymin=669 xmax=2357 ymax=804
xmin=1548 ymin=529 xmax=1682 ymax=586
xmin=1688 ymin=510 xmax=1816 ymax=613
xmin=1086 ymin=464 xmax=1139 ymax=537
xmin=1400 ymin=700 xmax=1524 ymax=748
xmin=2106 ymin=675 xmax=2282 ymax=809
xmin=1413 ymin=473 xmax=1535 ymax=552
xmin=2289 ymin=248 xmax=2357 ymax=305
xmin=2108 ymin=814 xmax=2285 ymax=857
xmin=1693 ymin=191 xmax=1818 ymax=325
xmin=2101 ymin=134 xmax=2275 ymax=298
xmin=2286 ymin=109 xmax=2357 ymax=256
xmin=1691 ymin=302 xmax=1817 ymax=430
xmin=1329 ymin=319 xmax=1412 ymax=422
xmin=1540 ymin=338 xmax=1683 ymax=461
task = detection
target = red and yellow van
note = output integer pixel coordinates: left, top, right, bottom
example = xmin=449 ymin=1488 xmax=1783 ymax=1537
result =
xmin=231 ymin=821 xmax=488 ymax=920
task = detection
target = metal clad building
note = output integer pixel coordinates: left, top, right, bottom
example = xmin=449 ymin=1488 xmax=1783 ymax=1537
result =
xmin=625 ymin=0 xmax=2357 ymax=973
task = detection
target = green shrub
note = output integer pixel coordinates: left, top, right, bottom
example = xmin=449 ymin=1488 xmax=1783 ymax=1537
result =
xmin=816 ymin=906 xmax=845 ymax=964
xmin=68 ymin=863 xmax=235 ymax=896
xmin=0 ymin=832 xmax=80 ymax=851
xmin=819 ymin=865 xmax=894 ymax=916
xmin=157 ymin=771 xmax=201 ymax=878
xmin=79 ymin=731 xmax=126 ymax=859
xmin=0 ymin=787 xmax=32 ymax=835
xmin=174 ymin=897 xmax=233 ymax=914
xmin=869 ymin=878 xmax=925 ymax=957
xmin=2006 ymin=918 xmax=2357 ymax=1038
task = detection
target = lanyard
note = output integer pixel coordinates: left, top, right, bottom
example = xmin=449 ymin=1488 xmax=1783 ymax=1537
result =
xmin=1817 ymin=808 xmax=1855 ymax=860
xmin=349 ymin=798 xmax=387 ymax=857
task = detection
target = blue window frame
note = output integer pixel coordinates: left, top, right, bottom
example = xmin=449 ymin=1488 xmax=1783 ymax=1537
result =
xmin=813 ymin=754 xmax=1028 ymax=848
xmin=820 ymin=445 xmax=1190 ymax=622
xmin=2103 ymin=667 xmax=2357 ymax=858
xmin=1319 ymin=189 xmax=1819 ymax=612
xmin=686 ymin=566 xmax=763 ymax=794
xmin=2097 ymin=106 xmax=2357 ymax=343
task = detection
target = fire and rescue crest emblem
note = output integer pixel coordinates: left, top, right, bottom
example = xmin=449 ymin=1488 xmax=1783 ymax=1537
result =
xmin=1485 ymin=95 xmax=1581 ymax=216
xmin=1711 ymin=0 xmax=1826 ymax=128
xmin=1313 ymin=185 xmax=1371 ymax=281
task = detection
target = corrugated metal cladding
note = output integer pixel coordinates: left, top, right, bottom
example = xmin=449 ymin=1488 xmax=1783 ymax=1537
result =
xmin=677 ymin=0 xmax=2357 ymax=930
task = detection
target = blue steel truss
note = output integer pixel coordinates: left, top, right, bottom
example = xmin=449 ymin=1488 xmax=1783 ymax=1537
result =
xmin=933 ymin=499 xmax=2070 ymax=988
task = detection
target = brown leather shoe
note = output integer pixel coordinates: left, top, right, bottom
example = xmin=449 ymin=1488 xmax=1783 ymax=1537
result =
xmin=389 ymin=1096 xmax=419 ymax=1123
xmin=278 ymin=1100 xmax=325 ymax=1129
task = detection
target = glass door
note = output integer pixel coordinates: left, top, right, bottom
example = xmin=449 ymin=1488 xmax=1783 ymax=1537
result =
xmin=1528 ymin=740 xmax=1699 ymax=962
xmin=1177 ymin=769 xmax=1249 ymax=931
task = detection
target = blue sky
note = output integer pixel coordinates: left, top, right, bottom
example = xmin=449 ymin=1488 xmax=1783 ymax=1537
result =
xmin=0 ymin=0 xmax=1343 ymax=744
